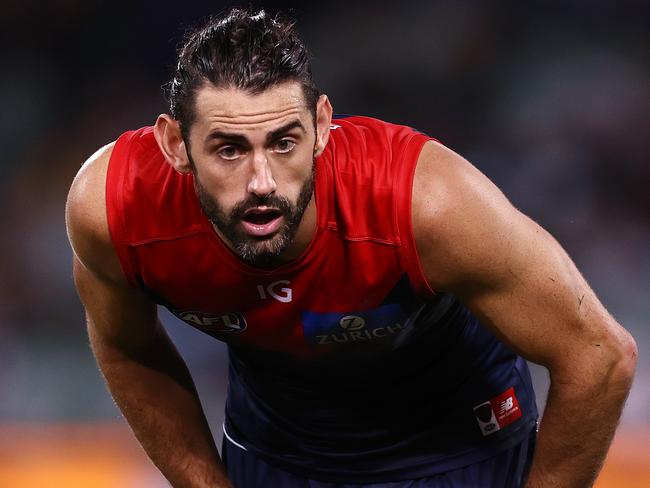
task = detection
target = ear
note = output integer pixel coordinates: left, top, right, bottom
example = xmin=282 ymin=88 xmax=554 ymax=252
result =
xmin=153 ymin=114 xmax=192 ymax=174
xmin=314 ymin=94 xmax=333 ymax=158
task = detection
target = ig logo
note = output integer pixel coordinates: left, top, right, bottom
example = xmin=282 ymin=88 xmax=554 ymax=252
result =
xmin=257 ymin=280 xmax=292 ymax=303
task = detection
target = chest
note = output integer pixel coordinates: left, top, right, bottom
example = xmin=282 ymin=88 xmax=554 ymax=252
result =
xmin=133 ymin=231 xmax=422 ymax=359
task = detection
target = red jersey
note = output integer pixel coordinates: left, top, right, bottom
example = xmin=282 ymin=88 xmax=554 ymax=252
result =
xmin=107 ymin=115 xmax=432 ymax=360
xmin=106 ymin=115 xmax=537 ymax=482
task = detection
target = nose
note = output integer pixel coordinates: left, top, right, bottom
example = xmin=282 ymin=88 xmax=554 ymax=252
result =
xmin=247 ymin=150 xmax=277 ymax=197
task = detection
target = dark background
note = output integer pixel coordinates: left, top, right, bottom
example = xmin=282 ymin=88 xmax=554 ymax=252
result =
xmin=0 ymin=0 xmax=647 ymax=482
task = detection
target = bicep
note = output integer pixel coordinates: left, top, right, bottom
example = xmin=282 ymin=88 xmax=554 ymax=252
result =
xmin=67 ymin=141 xmax=159 ymax=351
xmin=412 ymin=141 xmax=624 ymax=371
xmin=73 ymin=255 xmax=158 ymax=352
xmin=455 ymin=214 xmax=611 ymax=370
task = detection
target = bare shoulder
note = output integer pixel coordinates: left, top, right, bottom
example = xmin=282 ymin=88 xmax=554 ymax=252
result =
xmin=412 ymin=140 xmax=503 ymax=207
xmin=411 ymin=140 xmax=636 ymax=374
xmin=411 ymin=140 xmax=526 ymax=292
xmin=66 ymin=141 xmax=125 ymax=284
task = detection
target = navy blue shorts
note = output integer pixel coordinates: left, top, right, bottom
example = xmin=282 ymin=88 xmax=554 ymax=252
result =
xmin=222 ymin=430 xmax=536 ymax=488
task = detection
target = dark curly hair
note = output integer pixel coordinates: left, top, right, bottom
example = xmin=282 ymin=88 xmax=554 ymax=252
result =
xmin=167 ymin=8 xmax=320 ymax=140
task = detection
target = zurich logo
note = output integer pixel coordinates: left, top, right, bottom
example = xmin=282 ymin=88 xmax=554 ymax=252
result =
xmin=339 ymin=315 xmax=366 ymax=330
xmin=301 ymin=304 xmax=408 ymax=346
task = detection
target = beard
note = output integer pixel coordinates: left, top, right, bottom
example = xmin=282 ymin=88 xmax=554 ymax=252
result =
xmin=193 ymin=163 xmax=315 ymax=266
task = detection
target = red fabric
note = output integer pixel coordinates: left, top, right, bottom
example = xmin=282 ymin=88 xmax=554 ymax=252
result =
xmin=106 ymin=116 xmax=434 ymax=359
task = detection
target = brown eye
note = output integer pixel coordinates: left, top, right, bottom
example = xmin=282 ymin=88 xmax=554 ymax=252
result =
xmin=218 ymin=145 xmax=242 ymax=161
xmin=274 ymin=139 xmax=296 ymax=154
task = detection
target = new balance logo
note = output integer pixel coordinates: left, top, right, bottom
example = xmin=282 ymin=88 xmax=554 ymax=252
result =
xmin=500 ymin=396 xmax=514 ymax=414
xmin=474 ymin=387 xmax=522 ymax=436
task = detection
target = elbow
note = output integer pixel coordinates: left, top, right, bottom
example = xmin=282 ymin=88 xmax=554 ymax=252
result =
xmin=594 ymin=326 xmax=638 ymax=395
xmin=611 ymin=328 xmax=638 ymax=388
xmin=551 ymin=325 xmax=638 ymax=394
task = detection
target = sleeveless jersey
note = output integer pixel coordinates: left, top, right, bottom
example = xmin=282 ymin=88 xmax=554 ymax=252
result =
xmin=106 ymin=115 xmax=538 ymax=483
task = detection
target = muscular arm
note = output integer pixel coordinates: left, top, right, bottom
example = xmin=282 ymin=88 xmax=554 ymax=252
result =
xmin=66 ymin=144 xmax=232 ymax=488
xmin=412 ymin=141 xmax=637 ymax=487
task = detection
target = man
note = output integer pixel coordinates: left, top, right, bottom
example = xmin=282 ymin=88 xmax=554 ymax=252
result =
xmin=65 ymin=8 xmax=637 ymax=488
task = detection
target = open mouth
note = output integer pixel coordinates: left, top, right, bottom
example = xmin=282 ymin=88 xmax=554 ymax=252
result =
xmin=241 ymin=207 xmax=284 ymax=237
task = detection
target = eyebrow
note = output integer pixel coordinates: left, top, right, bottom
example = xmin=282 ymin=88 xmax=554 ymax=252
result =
xmin=266 ymin=120 xmax=307 ymax=144
xmin=206 ymin=119 xmax=307 ymax=146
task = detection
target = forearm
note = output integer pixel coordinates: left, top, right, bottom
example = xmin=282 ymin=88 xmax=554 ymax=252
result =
xmin=525 ymin=352 xmax=636 ymax=487
xmin=89 ymin=324 xmax=232 ymax=488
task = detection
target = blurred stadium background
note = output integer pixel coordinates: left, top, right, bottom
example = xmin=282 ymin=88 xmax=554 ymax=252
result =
xmin=0 ymin=0 xmax=648 ymax=486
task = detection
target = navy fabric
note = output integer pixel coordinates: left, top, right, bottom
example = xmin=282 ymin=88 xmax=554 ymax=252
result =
xmin=222 ymin=429 xmax=536 ymax=488
xmin=224 ymin=296 xmax=538 ymax=482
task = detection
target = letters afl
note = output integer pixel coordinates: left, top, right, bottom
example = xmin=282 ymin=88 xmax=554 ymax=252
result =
xmin=173 ymin=310 xmax=247 ymax=334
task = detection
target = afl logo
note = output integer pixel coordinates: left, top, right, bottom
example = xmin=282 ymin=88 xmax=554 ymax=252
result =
xmin=339 ymin=315 xmax=365 ymax=331
xmin=177 ymin=311 xmax=247 ymax=333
